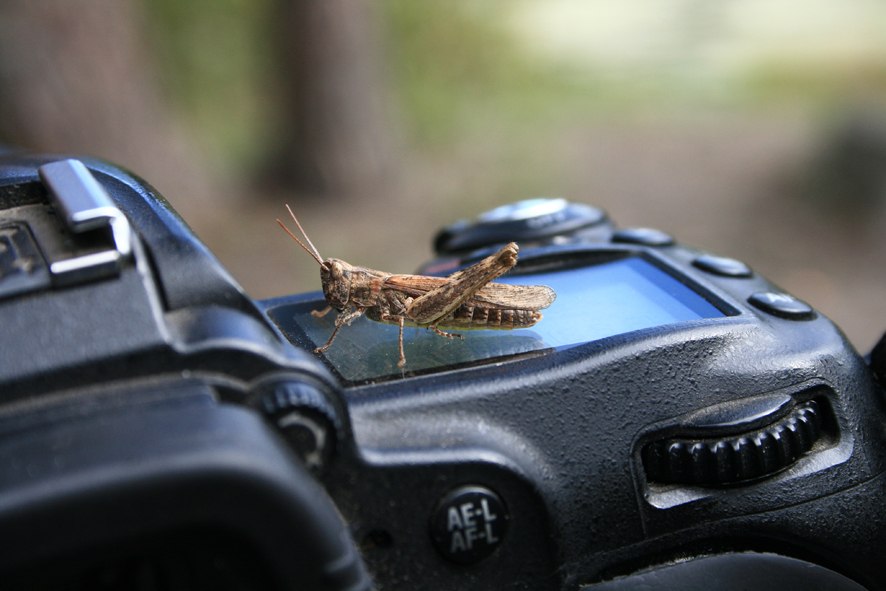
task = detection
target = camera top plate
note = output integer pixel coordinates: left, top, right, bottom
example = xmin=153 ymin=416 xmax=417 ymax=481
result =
xmin=261 ymin=199 xmax=886 ymax=588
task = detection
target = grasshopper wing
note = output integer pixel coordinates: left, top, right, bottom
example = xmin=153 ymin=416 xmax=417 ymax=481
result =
xmin=382 ymin=274 xmax=448 ymax=298
xmin=392 ymin=242 xmax=520 ymax=324
xmin=384 ymin=276 xmax=556 ymax=310
xmin=471 ymin=282 xmax=556 ymax=310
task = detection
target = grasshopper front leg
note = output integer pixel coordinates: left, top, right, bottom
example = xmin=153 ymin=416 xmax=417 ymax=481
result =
xmin=405 ymin=243 xmax=519 ymax=327
xmin=315 ymin=306 xmax=365 ymax=354
xmin=311 ymin=305 xmax=333 ymax=318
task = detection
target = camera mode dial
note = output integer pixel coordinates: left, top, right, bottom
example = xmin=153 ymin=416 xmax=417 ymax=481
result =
xmin=434 ymin=198 xmax=609 ymax=254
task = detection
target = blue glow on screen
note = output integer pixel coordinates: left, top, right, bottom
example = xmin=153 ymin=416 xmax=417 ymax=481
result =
xmin=280 ymin=256 xmax=725 ymax=382
xmin=493 ymin=257 xmax=723 ymax=347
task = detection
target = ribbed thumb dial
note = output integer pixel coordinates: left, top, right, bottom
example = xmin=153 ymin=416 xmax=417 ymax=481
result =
xmin=643 ymin=396 xmax=823 ymax=487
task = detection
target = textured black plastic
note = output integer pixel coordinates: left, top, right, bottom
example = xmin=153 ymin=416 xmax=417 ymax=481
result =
xmin=0 ymin=151 xmax=369 ymax=591
xmin=0 ymin=389 xmax=369 ymax=591
xmin=582 ymin=552 xmax=867 ymax=590
xmin=2 ymin=150 xmax=886 ymax=591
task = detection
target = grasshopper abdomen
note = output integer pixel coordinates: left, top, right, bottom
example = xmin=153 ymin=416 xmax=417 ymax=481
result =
xmin=446 ymin=305 xmax=543 ymax=329
xmin=366 ymin=304 xmax=543 ymax=331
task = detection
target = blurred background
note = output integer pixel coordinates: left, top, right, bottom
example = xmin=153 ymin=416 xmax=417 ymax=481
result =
xmin=1 ymin=0 xmax=886 ymax=351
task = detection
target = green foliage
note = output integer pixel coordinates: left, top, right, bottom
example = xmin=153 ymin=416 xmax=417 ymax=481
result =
xmin=381 ymin=1 xmax=599 ymax=145
xmin=144 ymin=0 xmax=278 ymax=165
xmin=143 ymin=0 xmax=886 ymax=170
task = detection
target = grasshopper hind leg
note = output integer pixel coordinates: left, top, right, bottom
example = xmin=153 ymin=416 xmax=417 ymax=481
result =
xmin=396 ymin=319 xmax=463 ymax=368
xmin=396 ymin=316 xmax=406 ymax=367
xmin=379 ymin=310 xmax=410 ymax=367
xmin=430 ymin=325 xmax=464 ymax=341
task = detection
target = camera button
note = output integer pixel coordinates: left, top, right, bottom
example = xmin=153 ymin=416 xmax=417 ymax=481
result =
xmin=430 ymin=485 xmax=509 ymax=565
xmin=611 ymin=227 xmax=675 ymax=247
xmin=0 ymin=222 xmax=51 ymax=300
xmin=692 ymin=254 xmax=752 ymax=278
xmin=255 ymin=379 xmax=342 ymax=472
xmin=748 ymin=292 xmax=815 ymax=320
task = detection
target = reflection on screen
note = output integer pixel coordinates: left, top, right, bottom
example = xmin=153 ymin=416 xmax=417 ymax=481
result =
xmin=511 ymin=257 xmax=723 ymax=347
xmin=272 ymin=257 xmax=725 ymax=383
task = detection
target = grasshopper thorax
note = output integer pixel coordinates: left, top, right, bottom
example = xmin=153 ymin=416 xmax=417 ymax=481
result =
xmin=321 ymin=258 xmax=352 ymax=311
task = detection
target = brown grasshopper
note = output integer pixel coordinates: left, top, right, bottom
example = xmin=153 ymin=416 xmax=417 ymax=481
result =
xmin=277 ymin=205 xmax=556 ymax=367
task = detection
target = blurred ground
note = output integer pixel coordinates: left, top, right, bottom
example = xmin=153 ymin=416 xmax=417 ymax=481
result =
xmin=5 ymin=1 xmax=886 ymax=353
xmin=189 ymin=1 xmax=886 ymax=353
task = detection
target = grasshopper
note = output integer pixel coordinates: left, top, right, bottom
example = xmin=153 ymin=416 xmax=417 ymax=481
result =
xmin=277 ymin=206 xmax=556 ymax=367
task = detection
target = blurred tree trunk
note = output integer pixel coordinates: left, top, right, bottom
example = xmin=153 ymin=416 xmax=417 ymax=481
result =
xmin=0 ymin=0 xmax=219 ymax=216
xmin=271 ymin=0 xmax=393 ymax=198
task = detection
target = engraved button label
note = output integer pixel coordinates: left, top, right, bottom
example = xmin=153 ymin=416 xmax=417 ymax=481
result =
xmin=431 ymin=486 xmax=509 ymax=564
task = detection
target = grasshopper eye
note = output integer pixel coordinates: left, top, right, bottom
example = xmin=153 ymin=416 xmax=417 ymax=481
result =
xmin=321 ymin=260 xmax=350 ymax=311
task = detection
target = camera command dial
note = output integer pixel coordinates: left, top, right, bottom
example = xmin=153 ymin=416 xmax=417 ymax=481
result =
xmin=642 ymin=397 xmax=823 ymax=486
xmin=433 ymin=197 xmax=609 ymax=254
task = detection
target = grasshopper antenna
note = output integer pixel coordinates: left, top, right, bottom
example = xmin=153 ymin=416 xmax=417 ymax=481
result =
xmin=277 ymin=205 xmax=325 ymax=266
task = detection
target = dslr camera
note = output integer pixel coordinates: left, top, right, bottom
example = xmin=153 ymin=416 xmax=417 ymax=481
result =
xmin=1 ymin=150 xmax=885 ymax=591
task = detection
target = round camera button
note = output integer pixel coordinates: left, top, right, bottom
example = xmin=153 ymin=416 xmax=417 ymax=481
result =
xmin=693 ymin=254 xmax=752 ymax=278
xmin=612 ymin=227 xmax=675 ymax=247
xmin=477 ymin=198 xmax=569 ymax=223
xmin=748 ymin=292 xmax=815 ymax=320
xmin=430 ymin=485 xmax=509 ymax=565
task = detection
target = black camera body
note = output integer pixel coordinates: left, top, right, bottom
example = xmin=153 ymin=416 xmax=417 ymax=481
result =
xmin=1 ymin=151 xmax=885 ymax=591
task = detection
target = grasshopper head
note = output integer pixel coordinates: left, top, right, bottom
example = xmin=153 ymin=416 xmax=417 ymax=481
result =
xmin=320 ymin=259 xmax=352 ymax=311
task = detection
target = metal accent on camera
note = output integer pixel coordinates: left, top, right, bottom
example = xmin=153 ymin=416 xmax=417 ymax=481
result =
xmin=38 ymin=159 xmax=132 ymax=286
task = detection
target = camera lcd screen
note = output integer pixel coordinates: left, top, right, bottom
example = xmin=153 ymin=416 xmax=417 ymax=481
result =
xmin=271 ymin=257 xmax=725 ymax=383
